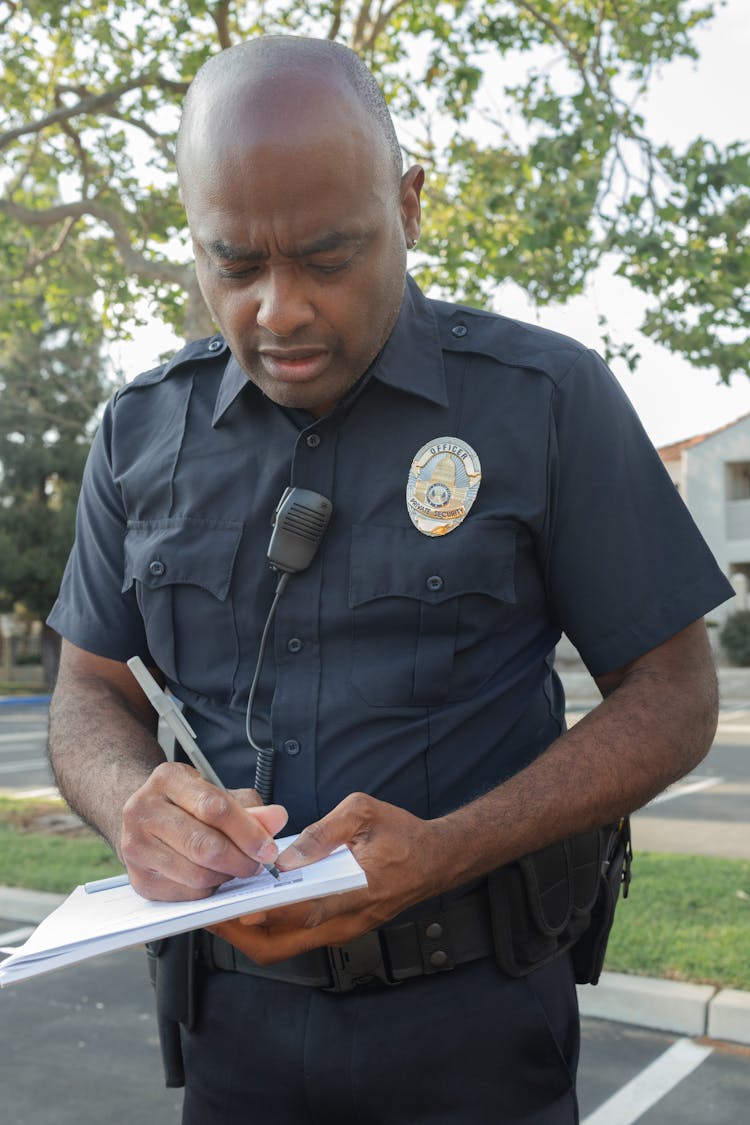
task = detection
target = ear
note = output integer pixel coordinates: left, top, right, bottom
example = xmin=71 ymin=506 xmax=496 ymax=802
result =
xmin=400 ymin=164 xmax=424 ymax=247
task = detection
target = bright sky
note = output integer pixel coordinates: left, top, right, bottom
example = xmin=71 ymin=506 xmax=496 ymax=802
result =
xmin=116 ymin=1 xmax=749 ymax=449
xmin=489 ymin=0 xmax=750 ymax=448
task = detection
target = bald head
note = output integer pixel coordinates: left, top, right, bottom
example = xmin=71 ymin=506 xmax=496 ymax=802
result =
xmin=175 ymin=34 xmax=423 ymax=416
xmin=176 ymin=36 xmax=403 ymax=187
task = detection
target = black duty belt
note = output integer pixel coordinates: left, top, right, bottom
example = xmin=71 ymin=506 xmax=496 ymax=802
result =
xmin=196 ymin=888 xmax=494 ymax=994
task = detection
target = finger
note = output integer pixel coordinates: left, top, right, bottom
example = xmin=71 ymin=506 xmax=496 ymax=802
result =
xmin=156 ymin=762 xmax=288 ymax=866
xmin=128 ymin=861 xmax=225 ymax=902
xmin=276 ymin=792 xmax=375 ymax=871
xmin=121 ymin=764 xmax=288 ymax=890
xmin=229 ymin=787 xmax=263 ymax=809
xmin=213 ymin=903 xmax=377 ymax=965
xmin=122 ymin=804 xmax=265 ymax=895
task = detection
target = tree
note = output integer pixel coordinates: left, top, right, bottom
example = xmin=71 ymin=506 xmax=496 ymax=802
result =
xmin=0 ymin=301 xmax=112 ymax=684
xmin=0 ymin=0 xmax=748 ymax=379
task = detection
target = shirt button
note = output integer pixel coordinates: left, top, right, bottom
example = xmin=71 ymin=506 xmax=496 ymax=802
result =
xmin=426 ymin=574 xmax=444 ymax=592
xmin=451 ymin=324 xmax=468 ymax=338
xmin=283 ymin=739 xmax=301 ymax=756
xmin=425 ymin=922 xmax=443 ymax=940
xmin=429 ymin=950 xmax=449 ymax=968
xmin=287 ymin=638 xmax=303 ymax=653
xmin=208 ymin=339 xmax=223 ymax=352
xmin=149 ymin=560 xmax=166 ymax=577
xmin=306 ymin=433 xmax=321 ymax=448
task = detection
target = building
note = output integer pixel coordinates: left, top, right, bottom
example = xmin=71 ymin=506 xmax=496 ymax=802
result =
xmin=658 ymin=414 xmax=750 ymax=625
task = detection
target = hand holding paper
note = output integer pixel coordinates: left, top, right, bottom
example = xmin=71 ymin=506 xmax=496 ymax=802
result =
xmin=0 ymin=835 xmax=367 ymax=987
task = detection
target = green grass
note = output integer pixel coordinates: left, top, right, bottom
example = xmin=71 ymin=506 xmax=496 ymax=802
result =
xmin=0 ymin=798 xmax=748 ymax=991
xmin=0 ymin=797 xmax=123 ymax=893
xmin=604 ymin=851 xmax=750 ymax=990
xmin=0 ymin=681 xmax=47 ymax=695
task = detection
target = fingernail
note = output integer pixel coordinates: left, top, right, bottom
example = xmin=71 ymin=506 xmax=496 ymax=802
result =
xmin=276 ymin=844 xmax=303 ymax=870
xmin=258 ymin=840 xmax=278 ymax=863
xmin=240 ymin=912 xmax=268 ymax=926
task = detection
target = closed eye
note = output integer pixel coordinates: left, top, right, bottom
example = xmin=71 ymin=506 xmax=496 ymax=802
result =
xmin=310 ymin=259 xmax=352 ymax=274
xmin=216 ymin=264 xmax=261 ymax=280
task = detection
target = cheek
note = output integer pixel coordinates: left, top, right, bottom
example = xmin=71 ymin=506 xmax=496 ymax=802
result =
xmin=199 ymin=279 xmax=257 ymax=336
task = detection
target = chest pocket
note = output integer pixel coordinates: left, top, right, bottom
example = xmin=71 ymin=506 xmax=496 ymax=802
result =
xmin=123 ymin=518 xmax=243 ymax=696
xmin=348 ymin=521 xmax=517 ymax=707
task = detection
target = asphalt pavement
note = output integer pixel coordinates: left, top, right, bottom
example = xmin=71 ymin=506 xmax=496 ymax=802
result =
xmin=1 ymin=944 xmax=749 ymax=1125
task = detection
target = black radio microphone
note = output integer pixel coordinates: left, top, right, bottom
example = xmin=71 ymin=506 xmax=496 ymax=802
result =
xmin=248 ymin=486 xmax=333 ymax=803
xmin=267 ymin=487 xmax=333 ymax=575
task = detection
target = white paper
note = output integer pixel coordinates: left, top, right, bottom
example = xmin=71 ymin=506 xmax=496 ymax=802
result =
xmin=0 ymin=835 xmax=366 ymax=987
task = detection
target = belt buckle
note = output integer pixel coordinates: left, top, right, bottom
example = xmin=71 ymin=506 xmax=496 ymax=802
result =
xmin=324 ymin=930 xmax=400 ymax=993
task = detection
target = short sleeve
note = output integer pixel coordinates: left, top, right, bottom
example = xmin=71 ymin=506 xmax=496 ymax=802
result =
xmin=47 ymin=398 xmax=152 ymax=663
xmin=542 ymin=350 xmax=733 ymax=676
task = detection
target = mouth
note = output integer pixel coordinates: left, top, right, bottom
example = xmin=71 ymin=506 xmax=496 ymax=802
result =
xmin=258 ymin=348 xmax=331 ymax=384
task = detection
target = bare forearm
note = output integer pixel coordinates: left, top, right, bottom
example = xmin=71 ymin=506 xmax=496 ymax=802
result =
xmin=48 ymin=666 xmax=164 ymax=856
xmin=434 ymin=621 xmax=719 ymax=888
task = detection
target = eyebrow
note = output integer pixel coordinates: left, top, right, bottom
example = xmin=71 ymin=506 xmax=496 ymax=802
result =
xmin=206 ymin=231 xmax=360 ymax=262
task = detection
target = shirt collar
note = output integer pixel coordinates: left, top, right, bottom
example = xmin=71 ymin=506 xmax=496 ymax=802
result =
xmin=367 ymin=274 xmax=448 ymax=406
xmin=212 ymin=274 xmax=447 ymax=426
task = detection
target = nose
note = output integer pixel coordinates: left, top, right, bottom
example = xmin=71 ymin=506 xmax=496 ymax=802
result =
xmin=256 ymin=266 xmax=315 ymax=337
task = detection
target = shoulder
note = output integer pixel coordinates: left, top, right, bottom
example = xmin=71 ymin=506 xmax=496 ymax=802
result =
xmin=427 ymin=295 xmax=593 ymax=387
xmin=113 ymin=335 xmax=230 ymax=404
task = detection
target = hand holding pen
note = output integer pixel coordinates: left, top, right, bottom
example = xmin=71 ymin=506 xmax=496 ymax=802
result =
xmin=127 ymin=656 xmax=281 ymax=879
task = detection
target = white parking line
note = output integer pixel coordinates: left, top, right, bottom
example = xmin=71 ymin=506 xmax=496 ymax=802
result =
xmin=0 ymin=758 xmax=48 ymax=775
xmin=0 ymin=731 xmax=45 ymax=745
xmin=647 ymin=775 xmax=723 ymax=806
xmin=581 ymin=1038 xmax=713 ymax=1125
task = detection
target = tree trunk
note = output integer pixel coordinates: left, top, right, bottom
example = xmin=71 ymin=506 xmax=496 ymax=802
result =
xmin=182 ymin=274 xmax=216 ymax=341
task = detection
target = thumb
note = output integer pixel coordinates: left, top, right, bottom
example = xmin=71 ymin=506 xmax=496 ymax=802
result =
xmin=242 ymin=802 xmax=289 ymax=839
xmin=276 ymin=794 xmax=373 ymax=871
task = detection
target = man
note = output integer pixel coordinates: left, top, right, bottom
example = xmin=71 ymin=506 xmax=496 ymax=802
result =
xmin=47 ymin=35 xmax=732 ymax=1124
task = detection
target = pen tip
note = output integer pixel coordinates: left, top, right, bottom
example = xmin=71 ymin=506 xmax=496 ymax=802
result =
xmin=265 ymin=863 xmax=281 ymax=880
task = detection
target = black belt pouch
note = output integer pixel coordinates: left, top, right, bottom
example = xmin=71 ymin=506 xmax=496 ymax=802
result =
xmin=145 ymin=933 xmax=196 ymax=1088
xmin=488 ymin=821 xmax=630 ymax=985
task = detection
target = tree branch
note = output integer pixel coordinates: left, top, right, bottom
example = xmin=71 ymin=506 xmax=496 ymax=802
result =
xmin=10 ymin=216 xmax=79 ymax=282
xmin=0 ymin=73 xmax=189 ymax=153
xmin=514 ymin=0 xmax=593 ymax=95
xmin=351 ymin=0 xmax=374 ymax=53
xmin=327 ymin=0 xmax=344 ymax=41
xmin=0 ymin=1 xmax=17 ymax=33
xmin=210 ymin=1 xmax=233 ymax=49
xmin=369 ymin=0 xmax=412 ymax=47
xmin=0 ymin=197 xmax=191 ymax=288
xmin=100 ymin=110 xmax=175 ymax=162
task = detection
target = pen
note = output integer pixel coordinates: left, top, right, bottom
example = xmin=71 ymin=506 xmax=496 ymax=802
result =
xmin=84 ymin=873 xmax=131 ymax=894
xmin=127 ymin=656 xmax=280 ymax=879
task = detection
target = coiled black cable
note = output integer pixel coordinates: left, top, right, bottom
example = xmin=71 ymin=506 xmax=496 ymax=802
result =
xmin=245 ymin=571 xmax=290 ymax=804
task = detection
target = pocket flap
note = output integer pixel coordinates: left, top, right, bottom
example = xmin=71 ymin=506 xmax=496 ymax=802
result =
xmin=123 ymin=518 xmax=243 ymax=601
xmin=349 ymin=521 xmax=517 ymax=607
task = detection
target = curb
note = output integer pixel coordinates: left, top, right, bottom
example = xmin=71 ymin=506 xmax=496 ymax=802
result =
xmin=1 ymin=886 xmax=748 ymax=1048
xmin=578 ymin=970 xmax=750 ymax=1047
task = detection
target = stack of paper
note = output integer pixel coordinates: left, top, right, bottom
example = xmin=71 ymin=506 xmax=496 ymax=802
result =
xmin=0 ymin=837 xmax=367 ymax=986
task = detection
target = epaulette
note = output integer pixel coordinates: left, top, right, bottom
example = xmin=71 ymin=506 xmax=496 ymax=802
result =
xmin=430 ymin=297 xmax=588 ymax=383
xmin=115 ymin=335 xmax=230 ymax=399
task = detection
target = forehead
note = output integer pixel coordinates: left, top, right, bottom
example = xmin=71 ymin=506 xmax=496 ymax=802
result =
xmin=183 ymin=70 xmax=389 ymax=195
xmin=183 ymin=123 xmax=391 ymax=252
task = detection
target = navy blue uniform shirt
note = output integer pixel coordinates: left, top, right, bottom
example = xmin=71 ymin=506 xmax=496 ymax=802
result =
xmin=49 ymin=277 xmax=733 ymax=835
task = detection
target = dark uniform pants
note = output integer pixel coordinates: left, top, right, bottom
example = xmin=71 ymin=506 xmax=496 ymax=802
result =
xmin=180 ymin=954 xmax=580 ymax=1124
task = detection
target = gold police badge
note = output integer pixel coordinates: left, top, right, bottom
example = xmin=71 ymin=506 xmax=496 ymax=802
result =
xmin=407 ymin=437 xmax=482 ymax=536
